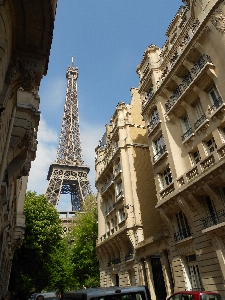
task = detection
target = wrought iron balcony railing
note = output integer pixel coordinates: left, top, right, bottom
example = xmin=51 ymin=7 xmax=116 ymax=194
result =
xmin=201 ymin=209 xmax=225 ymax=229
xmin=125 ymin=254 xmax=134 ymax=261
xmin=174 ymin=226 xmax=192 ymax=242
xmin=101 ymin=175 xmax=115 ymax=194
xmin=165 ymin=54 xmax=212 ymax=112
xmin=114 ymin=164 xmax=121 ymax=176
xmin=153 ymin=145 xmax=167 ymax=162
xmin=116 ymin=190 xmax=123 ymax=200
xmin=108 ymin=257 xmax=121 ymax=267
xmin=142 ymin=88 xmax=154 ymax=110
xmin=194 ymin=114 xmax=206 ymax=130
xmin=181 ymin=127 xmax=193 ymax=141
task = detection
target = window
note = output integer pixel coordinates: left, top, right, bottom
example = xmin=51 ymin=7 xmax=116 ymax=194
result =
xmin=174 ymin=211 xmax=191 ymax=241
xmin=205 ymin=196 xmax=217 ymax=221
xmin=111 ymin=219 xmax=114 ymax=229
xmin=107 ymin=222 xmax=110 ymax=232
xmin=190 ymin=150 xmax=201 ymax=164
xmin=180 ymin=115 xmax=192 ymax=140
xmin=145 ymin=86 xmax=154 ymax=101
xmin=153 ymin=135 xmax=166 ymax=162
xmin=150 ymin=108 xmax=160 ymax=128
xmin=118 ymin=208 xmax=125 ymax=223
xmin=159 ymin=167 xmax=173 ymax=188
xmin=186 ymin=254 xmax=203 ymax=290
xmin=193 ymin=100 xmax=206 ymax=129
xmin=116 ymin=181 xmax=123 ymax=198
xmin=208 ymin=85 xmax=222 ymax=109
xmin=205 ymin=137 xmax=217 ymax=153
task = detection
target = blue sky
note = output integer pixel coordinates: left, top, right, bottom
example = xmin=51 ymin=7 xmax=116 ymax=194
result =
xmin=27 ymin=1 xmax=183 ymax=210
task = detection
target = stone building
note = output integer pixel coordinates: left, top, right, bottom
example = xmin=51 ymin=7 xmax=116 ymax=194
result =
xmin=0 ymin=0 xmax=57 ymax=294
xmin=95 ymin=88 xmax=163 ymax=288
xmin=137 ymin=0 xmax=225 ymax=298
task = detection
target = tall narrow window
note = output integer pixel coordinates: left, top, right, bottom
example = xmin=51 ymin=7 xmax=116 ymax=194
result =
xmin=201 ymin=196 xmax=219 ymax=228
xmin=190 ymin=149 xmax=201 ymax=164
xmin=153 ymin=135 xmax=166 ymax=162
xmin=194 ymin=100 xmax=206 ymax=129
xmin=149 ymin=108 xmax=160 ymax=131
xmin=180 ymin=115 xmax=192 ymax=141
xmin=208 ymin=85 xmax=222 ymax=110
xmin=174 ymin=211 xmax=191 ymax=241
xmin=205 ymin=137 xmax=217 ymax=153
xmin=159 ymin=167 xmax=173 ymax=189
xmin=116 ymin=181 xmax=123 ymax=199
xmin=186 ymin=254 xmax=203 ymax=290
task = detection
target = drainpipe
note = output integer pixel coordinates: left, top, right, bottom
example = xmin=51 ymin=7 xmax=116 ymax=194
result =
xmin=0 ymin=106 xmax=17 ymax=186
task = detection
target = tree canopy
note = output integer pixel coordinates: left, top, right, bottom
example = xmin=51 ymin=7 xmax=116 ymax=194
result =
xmin=9 ymin=191 xmax=63 ymax=294
xmin=9 ymin=192 xmax=99 ymax=296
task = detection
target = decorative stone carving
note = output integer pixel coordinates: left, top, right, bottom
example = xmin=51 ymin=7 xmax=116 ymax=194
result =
xmin=5 ymin=59 xmax=36 ymax=91
xmin=211 ymin=8 xmax=225 ymax=34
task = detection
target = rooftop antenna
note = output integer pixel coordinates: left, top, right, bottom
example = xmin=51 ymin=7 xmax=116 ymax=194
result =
xmin=72 ymin=56 xmax=74 ymax=66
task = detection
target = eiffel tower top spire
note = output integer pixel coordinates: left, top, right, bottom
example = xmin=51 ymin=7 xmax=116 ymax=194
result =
xmin=55 ymin=58 xmax=84 ymax=166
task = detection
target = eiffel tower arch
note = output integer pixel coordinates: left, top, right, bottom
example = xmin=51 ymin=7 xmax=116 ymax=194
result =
xmin=45 ymin=58 xmax=92 ymax=213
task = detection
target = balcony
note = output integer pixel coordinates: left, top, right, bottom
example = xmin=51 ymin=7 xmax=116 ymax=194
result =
xmin=116 ymin=190 xmax=123 ymax=201
xmin=201 ymin=209 xmax=225 ymax=229
xmin=160 ymin=182 xmax=175 ymax=199
xmin=101 ymin=175 xmax=114 ymax=194
xmin=182 ymin=127 xmax=193 ymax=141
xmin=114 ymin=164 xmax=121 ymax=177
xmin=105 ymin=203 xmax=116 ymax=216
xmin=165 ymin=54 xmax=213 ymax=113
xmin=108 ymin=257 xmax=121 ymax=267
xmin=174 ymin=226 xmax=192 ymax=242
xmin=148 ymin=115 xmax=160 ymax=136
xmin=194 ymin=114 xmax=207 ymax=130
xmin=142 ymin=87 xmax=154 ymax=111
xmin=125 ymin=254 xmax=134 ymax=261
xmin=153 ymin=145 xmax=167 ymax=162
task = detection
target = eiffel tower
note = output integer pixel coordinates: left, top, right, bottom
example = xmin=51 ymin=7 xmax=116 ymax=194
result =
xmin=46 ymin=57 xmax=92 ymax=211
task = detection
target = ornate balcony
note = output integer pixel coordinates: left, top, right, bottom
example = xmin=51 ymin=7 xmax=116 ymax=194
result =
xmin=153 ymin=145 xmax=167 ymax=162
xmin=101 ymin=175 xmax=115 ymax=194
xmin=142 ymin=87 xmax=154 ymax=111
xmin=182 ymin=127 xmax=193 ymax=141
xmin=165 ymin=54 xmax=212 ymax=112
xmin=148 ymin=115 xmax=161 ymax=136
xmin=174 ymin=226 xmax=192 ymax=242
xmin=194 ymin=114 xmax=206 ymax=130
xmin=114 ymin=164 xmax=121 ymax=177
xmin=116 ymin=190 xmax=123 ymax=200
xmin=108 ymin=257 xmax=121 ymax=267
xmin=125 ymin=254 xmax=134 ymax=261
xmin=201 ymin=209 xmax=225 ymax=229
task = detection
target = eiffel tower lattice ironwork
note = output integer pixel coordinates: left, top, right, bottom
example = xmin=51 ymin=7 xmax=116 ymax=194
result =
xmin=45 ymin=58 xmax=92 ymax=211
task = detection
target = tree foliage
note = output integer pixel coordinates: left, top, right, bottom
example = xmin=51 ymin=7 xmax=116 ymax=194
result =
xmin=9 ymin=193 xmax=99 ymax=296
xmin=66 ymin=194 xmax=100 ymax=288
xmin=9 ymin=192 xmax=63 ymax=294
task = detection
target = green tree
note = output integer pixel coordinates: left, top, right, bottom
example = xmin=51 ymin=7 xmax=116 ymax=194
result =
xmin=9 ymin=191 xmax=63 ymax=294
xmin=68 ymin=194 xmax=100 ymax=288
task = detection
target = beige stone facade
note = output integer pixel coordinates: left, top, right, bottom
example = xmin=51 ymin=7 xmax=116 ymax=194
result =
xmin=137 ymin=0 xmax=225 ymax=298
xmin=96 ymin=0 xmax=225 ymax=299
xmin=0 ymin=0 xmax=57 ymax=295
xmin=95 ymin=88 xmax=164 ymax=288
